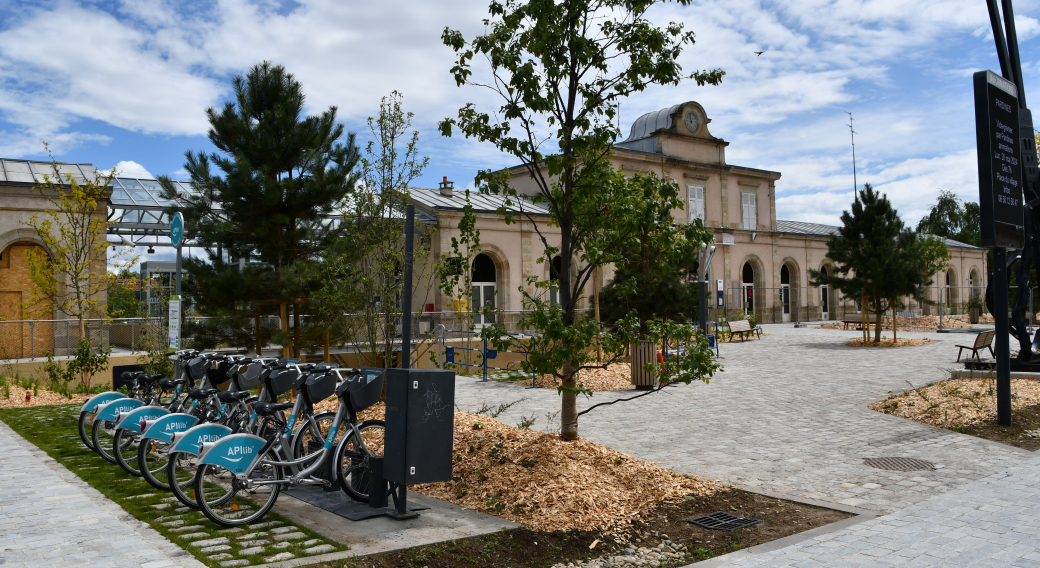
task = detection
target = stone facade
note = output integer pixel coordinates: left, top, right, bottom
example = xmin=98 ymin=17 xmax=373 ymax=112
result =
xmin=411 ymin=102 xmax=988 ymax=324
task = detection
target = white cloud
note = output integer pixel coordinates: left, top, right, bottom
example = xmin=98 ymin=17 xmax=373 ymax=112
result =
xmin=103 ymin=160 xmax=154 ymax=178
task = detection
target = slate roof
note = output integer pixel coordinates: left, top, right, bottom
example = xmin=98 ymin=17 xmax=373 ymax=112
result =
xmin=776 ymin=220 xmax=980 ymax=250
xmin=408 ymin=187 xmax=551 ymax=216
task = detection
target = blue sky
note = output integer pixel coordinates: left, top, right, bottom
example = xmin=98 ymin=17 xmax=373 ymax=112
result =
xmin=2 ymin=0 xmax=1039 ymax=241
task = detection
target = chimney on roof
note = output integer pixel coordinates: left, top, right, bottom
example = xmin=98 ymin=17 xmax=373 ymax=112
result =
xmin=438 ymin=176 xmax=454 ymax=197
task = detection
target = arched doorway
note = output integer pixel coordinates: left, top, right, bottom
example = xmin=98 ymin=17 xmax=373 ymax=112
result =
xmin=969 ymin=269 xmax=981 ymax=304
xmin=780 ymin=264 xmax=792 ymax=323
xmin=945 ymin=268 xmax=957 ymax=308
xmin=472 ymin=254 xmax=497 ymax=326
xmin=549 ymin=256 xmax=562 ymax=305
xmin=820 ymin=265 xmax=830 ymax=320
xmin=742 ymin=262 xmax=755 ymax=315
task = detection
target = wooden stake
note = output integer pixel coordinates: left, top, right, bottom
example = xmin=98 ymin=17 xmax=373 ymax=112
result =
xmin=594 ymin=266 xmax=603 ymax=364
xmin=279 ymin=301 xmax=290 ymax=359
xmin=323 ymin=325 xmax=330 ymax=363
xmin=254 ymin=310 xmax=262 ymax=356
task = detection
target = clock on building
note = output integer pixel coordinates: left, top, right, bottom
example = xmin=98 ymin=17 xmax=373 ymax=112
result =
xmin=684 ymin=111 xmax=699 ymax=132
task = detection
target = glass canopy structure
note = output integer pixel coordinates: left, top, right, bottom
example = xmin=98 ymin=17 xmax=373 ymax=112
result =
xmin=0 ymin=159 xmax=434 ymax=250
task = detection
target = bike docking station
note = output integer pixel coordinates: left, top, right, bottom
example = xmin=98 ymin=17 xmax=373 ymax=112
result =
xmin=370 ymin=367 xmax=456 ymax=520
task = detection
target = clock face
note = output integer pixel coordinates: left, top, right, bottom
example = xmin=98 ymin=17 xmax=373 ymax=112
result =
xmin=684 ymin=111 xmax=699 ymax=132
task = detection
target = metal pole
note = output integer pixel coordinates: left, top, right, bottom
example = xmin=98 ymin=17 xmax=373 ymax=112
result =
xmin=131 ymin=320 xmax=135 ymax=354
xmin=938 ymin=287 xmax=944 ymax=330
xmin=401 ymin=205 xmax=414 ymax=369
xmin=29 ymin=321 xmax=34 ymax=361
xmin=995 ymin=247 xmax=1012 ymax=426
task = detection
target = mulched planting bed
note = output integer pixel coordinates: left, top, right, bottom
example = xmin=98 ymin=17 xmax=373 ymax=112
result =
xmin=948 ymin=403 xmax=1040 ymax=451
xmin=313 ymin=489 xmax=852 ymax=568
xmin=845 ymin=338 xmax=937 ymax=348
xmin=819 ymin=314 xmax=977 ymax=332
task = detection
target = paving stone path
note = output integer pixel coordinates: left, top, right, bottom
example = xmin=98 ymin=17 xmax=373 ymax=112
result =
xmin=706 ymin=451 xmax=1040 ymax=567
xmin=454 ymin=324 xmax=1033 ymax=514
xmin=0 ymin=421 xmax=205 ymax=568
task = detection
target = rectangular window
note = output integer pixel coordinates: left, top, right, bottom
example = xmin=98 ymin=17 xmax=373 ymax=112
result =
xmin=688 ymin=184 xmax=705 ymax=223
xmin=741 ymin=192 xmax=757 ymax=230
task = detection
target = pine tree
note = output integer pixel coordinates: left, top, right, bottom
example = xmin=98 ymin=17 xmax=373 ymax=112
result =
xmin=810 ymin=184 xmax=947 ymax=342
xmin=159 ymin=62 xmax=361 ymax=355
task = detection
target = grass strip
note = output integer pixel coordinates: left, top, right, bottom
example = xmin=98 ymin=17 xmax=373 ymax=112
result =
xmin=0 ymin=404 xmax=348 ymax=567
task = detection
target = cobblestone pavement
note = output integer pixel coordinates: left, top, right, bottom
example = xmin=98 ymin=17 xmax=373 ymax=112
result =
xmin=706 ymin=451 xmax=1040 ymax=567
xmin=454 ymin=324 xmax=1033 ymax=514
xmin=0 ymin=421 xmax=205 ymax=568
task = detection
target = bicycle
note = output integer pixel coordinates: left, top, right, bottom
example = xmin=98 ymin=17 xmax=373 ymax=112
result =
xmin=193 ymin=366 xmax=385 ymax=527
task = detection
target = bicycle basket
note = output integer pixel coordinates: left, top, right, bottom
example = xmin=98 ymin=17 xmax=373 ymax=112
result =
xmin=344 ymin=368 xmax=384 ymax=412
xmin=236 ymin=362 xmax=264 ymax=390
xmin=187 ymin=357 xmax=208 ymax=381
xmin=207 ymin=361 xmax=231 ymax=391
xmin=303 ymin=372 xmax=337 ymax=405
xmin=268 ymin=368 xmax=302 ymax=397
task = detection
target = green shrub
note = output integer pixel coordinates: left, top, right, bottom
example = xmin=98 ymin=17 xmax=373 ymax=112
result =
xmin=43 ymin=353 xmax=77 ymax=399
xmin=0 ymin=376 xmax=9 ymax=399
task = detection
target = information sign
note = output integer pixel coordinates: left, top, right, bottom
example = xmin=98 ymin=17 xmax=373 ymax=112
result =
xmin=170 ymin=212 xmax=184 ymax=248
xmin=168 ymin=296 xmax=181 ymax=350
xmin=975 ymin=70 xmax=1025 ymax=248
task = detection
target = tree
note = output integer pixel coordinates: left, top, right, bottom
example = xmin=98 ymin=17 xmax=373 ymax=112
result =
xmin=313 ymin=92 xmax=436 ymax=368
xmin=598 ymin=173 xmax=701 ymax=331
xmin=811 ymin=184 xmax=947 ymax=342
xmin=159 ymin=62 xmax=361 ymax=355
xmin=916 ymin=190 xmax=980 ymax=247
xmin=441 ymin=0 xmax=722 ymax=440
xmin=108 ymin=268 xmax=143 ymax=318
xmin=23 ymin=150 xmax=136 ymax=338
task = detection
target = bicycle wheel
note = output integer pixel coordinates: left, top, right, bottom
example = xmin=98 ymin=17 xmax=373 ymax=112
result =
xmin=337 ymin=419 xmax=385 ymax=501
xmin=91 ymin=419 xmax=119 ymax=464
xmin=168 ymin=452 xmax=201 ymax=509
xmin=138 ymin=438 xmax=172 ymax=490
xmin=114 ymin=429 xmax=144 ymax=476
xmin=291 ymin=412 xmax=336 ymax=460
xmin=79 ymin=411 xmax=95 ymax=451
xmin=195 ymin=450 xmax=282 ymax=527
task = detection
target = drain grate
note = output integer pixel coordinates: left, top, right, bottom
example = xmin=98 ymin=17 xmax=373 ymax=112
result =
xmin=863 ymin=457 xmax=936 ymax=472
xmin=688 ymin=511 xmax=763 ymax=531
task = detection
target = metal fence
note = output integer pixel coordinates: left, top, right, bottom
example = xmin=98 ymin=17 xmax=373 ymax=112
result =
xmin=0 ymin=318 xmax=166 ymax=361
xmin=720 ymin=284 xmax=1001 ymax=324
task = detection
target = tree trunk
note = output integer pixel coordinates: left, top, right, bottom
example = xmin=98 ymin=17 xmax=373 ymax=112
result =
xmin=78 ymin=317 xmax=86 ymax=343
xmin=558 ymin=213 xmax=579 ymax=441
xmin=874 ymin=299 xmax=883 ymax=343
xmin=893 ymin=306 xmax=898 ymax=341
xmin=292 ymin=304 xmax=301 ymax=358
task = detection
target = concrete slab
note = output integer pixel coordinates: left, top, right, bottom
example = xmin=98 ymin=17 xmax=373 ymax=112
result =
xmin=266 ymin=490 xmax=518 ymax=565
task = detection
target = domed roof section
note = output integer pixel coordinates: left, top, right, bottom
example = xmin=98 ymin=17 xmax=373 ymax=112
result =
xmin=623 ymin=104 xmax=682 ymax=142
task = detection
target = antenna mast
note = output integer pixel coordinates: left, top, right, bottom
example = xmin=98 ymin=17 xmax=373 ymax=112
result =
xmin=846 ymin=111 xmax=857 ymax=192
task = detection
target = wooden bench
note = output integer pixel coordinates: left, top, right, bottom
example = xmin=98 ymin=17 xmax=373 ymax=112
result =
xmin=957 ymin=330 xmax=996 ymax=362
xmin=842 ymin=313 xmax=863 ymax=330
xmin=728 ymin=319 xmax=762 ymax=342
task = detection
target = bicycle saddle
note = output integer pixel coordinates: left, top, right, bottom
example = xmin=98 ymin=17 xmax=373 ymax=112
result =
xmin=254 ymin=402 xmax=293 ymax=417
xmin=140 ymin=374 xmax=164 ymax=383
xmin=216 ymin=391 xmax=252 ymax=403
xmin=188 ymin=388 xmax=219 ymax=399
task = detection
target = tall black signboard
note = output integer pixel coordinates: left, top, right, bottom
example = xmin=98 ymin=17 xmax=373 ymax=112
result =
xmin=975 ymin=69 xmax=1025 ymax=248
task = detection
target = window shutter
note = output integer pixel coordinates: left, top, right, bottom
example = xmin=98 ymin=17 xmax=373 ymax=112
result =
xmin=742 ymin=192 xmax=756 ymax=230
xmin=688 ymin=185 xmax=704 ymax=223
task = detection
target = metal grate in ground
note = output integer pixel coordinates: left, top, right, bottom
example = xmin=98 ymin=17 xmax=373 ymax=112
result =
xmin=863 ymin=457 xmax=936 ymax=472
xmin=687 ymin=511 xmax=763 ymax=531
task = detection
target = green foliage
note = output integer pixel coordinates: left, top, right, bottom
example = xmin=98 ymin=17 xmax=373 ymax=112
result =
xmin=916 ymin=190 xmax=981 ymax=247
xmin=68 ymin=339 xmax=111 ymax=390
xmin=159 ymin=61 xmax=361 ymax=355
xmin=440 ymin=0 xmax=722 ymax=440
xmin=598 ymin=172 xmax=703 ymax=333
xmin=811 ymin=184 xmax=948 ymax=342
xmin=107 ymin=273 xmax=143 ymax=318
xmin=43 ymin=353 xmax=76 ymax=399
xmin=314 ymin=92 xmax=434 ymax=368
xmin=0 ymin=376 xmax=10 ymax=399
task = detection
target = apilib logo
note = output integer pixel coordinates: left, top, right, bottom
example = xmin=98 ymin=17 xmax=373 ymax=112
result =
xmin=165 ymin=422 xmax=188 ymax=431
xmin=227 ymin=445 xmax=253 ymax=456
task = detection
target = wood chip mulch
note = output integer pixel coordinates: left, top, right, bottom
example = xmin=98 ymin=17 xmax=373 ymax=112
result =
xmin=532 ymin=363 xmax=633 ymax=392
xmin=321 ymin=398 xmax=724 ymax=532
xmin=413 ymin=411 xmax=724 ymax=533
xmin=845 ymin=338 xmax=937 ymax=348
xmin=0 ymin=387 xmax=90 ymax=409
xmin=871 ymin=377 xmax=1040 ymax=428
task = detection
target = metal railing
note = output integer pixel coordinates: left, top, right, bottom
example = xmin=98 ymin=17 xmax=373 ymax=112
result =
xmin=0 ymin=317 xmax=166 ymax=361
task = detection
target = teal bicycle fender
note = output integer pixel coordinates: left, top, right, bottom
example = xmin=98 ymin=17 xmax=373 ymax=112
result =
xmin=93 ymin=398 xmax=144 ymax=423
xmin=81 ymin=392 xmax=126 ymax=414
xmin=197 ymin=433 xmax=268 ymax=475
xmin=169 ymin=423 xmax=232 ymax=456
xmin=142 ymin=414 xmax=199 ymax=443
xmin=115 ymin=406 xmax=169 ymax=432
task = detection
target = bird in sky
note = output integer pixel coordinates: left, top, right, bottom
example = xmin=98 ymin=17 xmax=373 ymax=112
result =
xmin=754 ymin=51 xmax=765 ymax=56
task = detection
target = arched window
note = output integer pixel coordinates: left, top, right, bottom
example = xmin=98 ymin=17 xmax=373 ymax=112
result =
xmin=549 ymin=256 xmax=562 ymax=305
xmin=820 ymin=265 xmax=830 ymax=317
xmin=780 ymin=264 xmax=792 ymax=320
xmin=472 ymin=254 xmax=497 ymax=326
xmin=741 ymin=262 xmax=755 ymax=315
